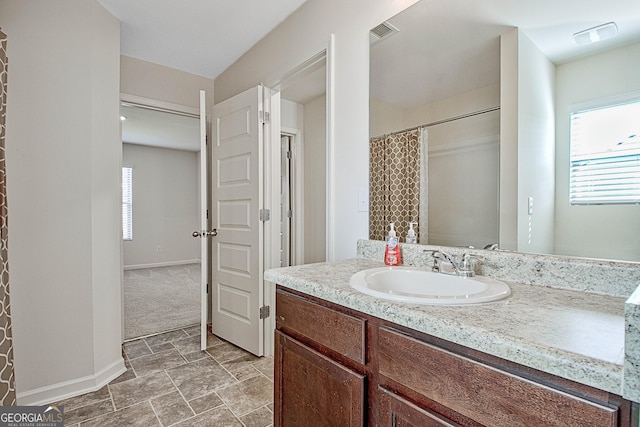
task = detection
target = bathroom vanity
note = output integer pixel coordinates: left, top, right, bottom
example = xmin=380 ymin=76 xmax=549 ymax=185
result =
xmin=265 ymin=241 xmax=640 ymax=426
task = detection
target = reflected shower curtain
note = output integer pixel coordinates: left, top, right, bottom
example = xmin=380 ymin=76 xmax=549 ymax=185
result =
xmin=0 ymin=28 xmax=16 ymax=406
xmin=369 ymin=128 xmax=428 ymax=243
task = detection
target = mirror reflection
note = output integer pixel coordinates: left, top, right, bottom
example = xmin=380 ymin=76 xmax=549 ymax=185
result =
xmin=370 ymin=0 xmax=640 ymax=261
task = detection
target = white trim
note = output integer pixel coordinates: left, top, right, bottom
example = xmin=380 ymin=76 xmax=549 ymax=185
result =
xmin=325 ymin=34 xmax=336 ymax=261
xmin=569 ymin=90 xmax=640 ymax=115
xmin=265 ymin=45 xmax=327 ymax=91
xmin=120 ymin=93 xmax=199 ymax=117
xmin=258 ymin=84 xmax=267 ymax=357
xmin=199 ymin=90 xmax=208 ymax=351
xmin=16 ymin=359 xmax=126 ymax=406
xmin=262 ymin=90 xmax=277 ymax=358
xmin=123 ymin=259 xmax=200 ymax=270
xmin=281 ymin=126 xmax=305 ymax=265
xmin=263 ymin=89 xmax=281 ymax=358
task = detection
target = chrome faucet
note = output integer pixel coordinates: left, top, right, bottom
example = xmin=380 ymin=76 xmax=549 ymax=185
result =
xmin=429 ymin=250 xmax=478 ymax=277
xmin=431 ymin=250 xmax=458 ymax=274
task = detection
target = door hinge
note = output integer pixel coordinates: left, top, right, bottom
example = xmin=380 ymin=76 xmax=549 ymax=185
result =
xmin=287 ymin=210 xmax=292 ymax=219
xmin=286 ymin=150 xmax=292 ymax=159
xmin=259 ymin=209 xmax=270 ymax=222
xmin=259 ymin=110 xmax=270 ymax=124
xmin=259 ymin=305 xmax=270 ymax=319
xmin=206 ymin=283 xmax=210 ymax=294
xmin=206 ymin=209 xmax=209 ymax=220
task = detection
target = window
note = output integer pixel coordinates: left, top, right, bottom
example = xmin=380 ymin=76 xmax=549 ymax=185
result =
xmin=570 ymin=99 xmax=640 ymax=205
xmin=122 ymin=167 xmax=133 ymax=240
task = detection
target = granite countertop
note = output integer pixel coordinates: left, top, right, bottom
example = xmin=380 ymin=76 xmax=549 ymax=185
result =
xmin=265 ymin=258 xmax=627 ymax=397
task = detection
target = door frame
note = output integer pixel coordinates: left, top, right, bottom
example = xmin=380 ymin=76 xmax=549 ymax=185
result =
xmin=280 ymin=127 xmax=304 ymax=265
xmin=262 ymin=35 xmax=335 ymax=355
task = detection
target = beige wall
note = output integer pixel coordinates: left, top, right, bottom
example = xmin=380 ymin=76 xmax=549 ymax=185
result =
xmin=502 ymin=31 xmax=639 ymax=261
xmin=215 ymin=0 xmax=420 ymax=259
xmin=303 ymin=94 xmax=327 ymax=263
xmin=280 ymin=96 xmax=327 ymax=264
xmin=123 ymin=144 xmax=199 ymax=268
xmin=370 ymin=85 xmax=500 ymax=248
xmin=0 ymin=0 xmax=125 ymax=404
xmin=500 ymin=29 xmax=556 ymax=254
xmin=369 ymin=97 xmax=407 ymax=139
xmin=554 ymin=41 xmax=640 ymax=261
xmin=121 ymin=55 xmax=214 ymax=109
xmin=499 ymin=28 xmax=520 ymax=250
xmin=514 ymin=31 xmax=556 ymax=255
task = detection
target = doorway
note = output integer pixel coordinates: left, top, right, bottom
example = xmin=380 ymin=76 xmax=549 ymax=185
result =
xmin=120 ymin=98 xmax=203 ymax=340
xmin=278 ymin=58 xmax=328 ymax=265
xmin=206 ymin=44 xmax=333 ymax=357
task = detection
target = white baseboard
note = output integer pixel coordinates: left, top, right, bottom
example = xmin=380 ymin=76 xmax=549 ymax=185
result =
xmin=124 ymin=259 xmax=200 ymax=270
xmin=16 ymin=358 xmax=127 ymax=406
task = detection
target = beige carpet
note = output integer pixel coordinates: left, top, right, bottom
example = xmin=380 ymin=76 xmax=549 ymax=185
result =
xmin=124 ymin=263 xmax=201 ymax=340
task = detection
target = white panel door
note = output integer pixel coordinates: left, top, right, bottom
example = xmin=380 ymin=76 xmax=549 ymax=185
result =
xmin=211 ymin=86 xmax=264 ymax=356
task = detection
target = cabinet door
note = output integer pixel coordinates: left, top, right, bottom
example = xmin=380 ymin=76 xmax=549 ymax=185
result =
xmin=274 ymin=330 xmax=366 ymax=427
xmin=379 ymin=387 xmax=461 ymax=427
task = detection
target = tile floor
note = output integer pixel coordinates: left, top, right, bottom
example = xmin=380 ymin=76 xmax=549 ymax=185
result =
xmin=55 ymin=325 xmax=274 ymax=426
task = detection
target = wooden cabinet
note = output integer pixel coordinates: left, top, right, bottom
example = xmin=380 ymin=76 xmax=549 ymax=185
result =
xmin=274 ymin=331 xmax=365 ymax=426
xmin=274 ymin=286 xmax=635 ymax=427
xmin=275 ymin=288 xmax=366 ymax=365
xmin=274 ymin=289 xmax=367 ymax=426
xmin=378 ymin=387 xmax=461 ymax=427
xmin=378 ymin=326 xmax=619 ymax=427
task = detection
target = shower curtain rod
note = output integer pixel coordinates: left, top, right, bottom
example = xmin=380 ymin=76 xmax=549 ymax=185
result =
xmin=374 ymin=106 xmax=500 ymax=139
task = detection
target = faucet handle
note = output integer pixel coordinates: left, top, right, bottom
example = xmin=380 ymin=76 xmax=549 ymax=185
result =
xmin=457 ymin=253 xmax=479 ymax=277
xmin=424 ymin=250 xmax=442 ymax=272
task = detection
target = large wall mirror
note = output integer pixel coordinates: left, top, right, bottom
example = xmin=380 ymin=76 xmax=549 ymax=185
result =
xmin=370 ymin=0 xmax=640 ymax=262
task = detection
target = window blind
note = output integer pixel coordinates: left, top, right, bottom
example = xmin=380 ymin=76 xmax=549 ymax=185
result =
xmin=569 ymin=100 xmax=640 ymax=205
xmin=122 ymin=167 xmax=133 ymax=240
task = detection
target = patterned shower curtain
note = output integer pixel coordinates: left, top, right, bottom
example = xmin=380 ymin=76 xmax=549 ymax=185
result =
xmin=0 ymin=28 xmax=17 ymax=406
xmin=369 ymin=128 xmax=427 ymax=242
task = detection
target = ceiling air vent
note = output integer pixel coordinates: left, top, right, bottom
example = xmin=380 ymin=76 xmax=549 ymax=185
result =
xmin=370 ymin=21 xmax=399 ymax=44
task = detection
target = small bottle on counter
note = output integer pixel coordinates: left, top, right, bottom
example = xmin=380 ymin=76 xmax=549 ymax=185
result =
xmin=405 ymin=222 xmax=417 ymax=244
xmin=384 ymin=223 xmax=402 ymax=266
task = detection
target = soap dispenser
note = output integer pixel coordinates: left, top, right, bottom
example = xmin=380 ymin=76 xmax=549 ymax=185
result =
xmin=406 ymin=222 xmax=417 ymax=244
xmin=384 ymin=223 xmax=402 ymax=266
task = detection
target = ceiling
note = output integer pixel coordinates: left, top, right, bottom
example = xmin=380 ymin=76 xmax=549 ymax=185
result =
xmin=371 ymin=0 xmax=640 ymax=109
xmin=113 ymin=0 xmax=640 ymax=149
xmin=100 ymin=0 xmax=308 ymax=150
xmin=98 ymin=0 xmax=308 ymax=79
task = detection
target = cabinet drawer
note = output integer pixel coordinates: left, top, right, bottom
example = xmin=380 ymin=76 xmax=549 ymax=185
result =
xmin=276 ymin=289 xmax=366 ymax=365
xmin=378 ymin=327 xmax=618 ymax=427
xmin=379 ymin=386 xmax=461 ymax=427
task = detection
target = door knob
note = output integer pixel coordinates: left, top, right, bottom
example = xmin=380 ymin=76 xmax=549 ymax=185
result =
xmin=192 ymin=229 xmax=217 ymax=238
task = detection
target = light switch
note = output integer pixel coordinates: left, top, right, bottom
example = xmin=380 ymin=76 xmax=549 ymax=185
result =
xmin=358 ymin=189 xmax=369 ymax=212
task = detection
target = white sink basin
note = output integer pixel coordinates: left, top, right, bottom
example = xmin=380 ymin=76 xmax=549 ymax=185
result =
xmin=349 ymin=267 xmax=510 ymax=305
